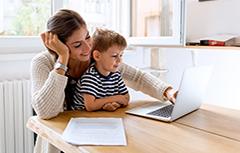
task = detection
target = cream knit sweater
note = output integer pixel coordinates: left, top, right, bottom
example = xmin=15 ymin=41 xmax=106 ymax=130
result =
xmin=31 ymin=51 xmax=170 ymax=153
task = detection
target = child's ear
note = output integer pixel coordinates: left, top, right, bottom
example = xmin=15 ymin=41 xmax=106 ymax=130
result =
xmin=92 ymin=50 xmax=101 ymax=61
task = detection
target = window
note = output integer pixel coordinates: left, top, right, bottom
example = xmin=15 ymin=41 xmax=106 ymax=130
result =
xmin=61 ymin=0 xmax=185 ymax=46
xmin=132 ymin=0 xmax=173 ymax=37
xmin=0 ymin=0 xmax=51 ymax=54
xmin=62 ymin=0 xmax=125 ymax=36
xmin=128 ymin=0 xmax=185 ymax=46
xmin=0 ymin=0 xmax=185 ymax=54
xmin=0 ymin=0 xmax=51 ymax=36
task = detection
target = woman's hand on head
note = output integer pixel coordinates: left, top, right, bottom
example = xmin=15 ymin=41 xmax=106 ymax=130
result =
xmin=41 ymin=32 xmax=70 ymax=59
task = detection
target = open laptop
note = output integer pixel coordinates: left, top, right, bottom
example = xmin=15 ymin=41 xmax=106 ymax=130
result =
xmin=126 ymin=66 xmax=212 ymax=122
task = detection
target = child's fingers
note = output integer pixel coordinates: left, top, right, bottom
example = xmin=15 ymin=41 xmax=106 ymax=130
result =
xmin=112 ymin=102 xmax=121 ymax=108
xmin=103 ymin=103 xmax=115 ymax=111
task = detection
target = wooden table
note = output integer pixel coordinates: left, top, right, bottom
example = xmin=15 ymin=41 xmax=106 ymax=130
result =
xmin=176 ymin=104 xmax=240 ymax=141
xmin=27 ymin=100 xmax=240 ymax=153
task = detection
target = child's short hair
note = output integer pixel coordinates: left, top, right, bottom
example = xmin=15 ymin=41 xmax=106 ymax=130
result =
xmin=91 ymin=28 xmax=127 ymax=53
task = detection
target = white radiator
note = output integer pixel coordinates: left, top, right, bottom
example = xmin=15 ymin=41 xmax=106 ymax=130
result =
xmin=0 ymin=80 xmax=34 ymax=153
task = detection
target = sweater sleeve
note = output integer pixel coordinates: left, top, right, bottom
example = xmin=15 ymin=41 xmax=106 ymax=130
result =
xmin=119 ymin=63 xmax=171 ymax=101
xmin=30 ymin=52 xmax=68 ymax=119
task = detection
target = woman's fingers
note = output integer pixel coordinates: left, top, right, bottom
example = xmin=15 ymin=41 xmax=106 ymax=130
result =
xmin=40 ymin=32 xmax=46 ymax=42
xmin=174 ymin=91 xmax=178 ymax=99
xmin=45 ymin=32 xmax=50 ymax=46
xmin=40 ymin=32 xmax=51 ymax=49
xmin=49 ymin=32 xmax=53 ymax=44
xmin=41 ymin=32 xmax=55 ymax=48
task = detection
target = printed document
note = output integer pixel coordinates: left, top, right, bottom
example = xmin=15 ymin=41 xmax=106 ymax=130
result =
xmin=62 ymin=118 xmax=127 ymax=145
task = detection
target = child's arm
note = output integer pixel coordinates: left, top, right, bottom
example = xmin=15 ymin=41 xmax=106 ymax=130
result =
xmin=102 ymin=93 xmax=129 ymax=111
xmin=102 ymin=102 xmax=121 ymax=112
xmin=82 ymin=94 xmax=127 ymax=111
xmin=116 ymin=93 xmax=130 ymax=107
xmin=123 ymin=93 xmax=130 ymax=106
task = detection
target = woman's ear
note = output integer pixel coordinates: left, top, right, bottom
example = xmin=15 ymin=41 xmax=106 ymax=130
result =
xmin=92 ymin=50 xmax=101 ymax=61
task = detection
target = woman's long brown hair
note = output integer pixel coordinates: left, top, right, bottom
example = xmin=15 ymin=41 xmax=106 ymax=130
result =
xmin=46 ymin=9 xmax=86 ymax=56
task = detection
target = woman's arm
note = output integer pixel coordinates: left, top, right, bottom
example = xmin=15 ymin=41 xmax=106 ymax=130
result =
xmin=31 ymin=52 xmax=68 ymax=119
xmin=119 ymin=63 xmax=171 ymax=101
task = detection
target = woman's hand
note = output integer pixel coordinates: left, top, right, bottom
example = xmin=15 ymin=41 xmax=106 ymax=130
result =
xmin=40 ymin=32 xmax=70 ymax=62
xmin=164 ymin=87 xmax=178 ymax=104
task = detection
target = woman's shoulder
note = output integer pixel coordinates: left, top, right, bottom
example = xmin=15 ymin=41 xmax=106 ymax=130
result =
xmin=31 ymin=51 xmax=56 ymax=67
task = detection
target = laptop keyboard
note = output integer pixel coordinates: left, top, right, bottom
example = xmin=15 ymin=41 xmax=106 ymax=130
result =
xmin=147 ymin=105 xmax=174 ymax=118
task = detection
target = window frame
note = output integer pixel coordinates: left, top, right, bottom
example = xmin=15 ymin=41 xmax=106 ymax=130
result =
xmin=0 ymin=36 xmax=45 ymax=54
xmin=0 ymin=0 xmax=186 ymax=54
xmin=126 ymin=0 xmax=186 ymax=47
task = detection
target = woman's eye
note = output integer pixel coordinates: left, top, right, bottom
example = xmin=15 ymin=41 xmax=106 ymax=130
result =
xmin=86 ymin=35 xmax=90 ymax=40
xmin=74 ymin=44 xmax=81 ymax=48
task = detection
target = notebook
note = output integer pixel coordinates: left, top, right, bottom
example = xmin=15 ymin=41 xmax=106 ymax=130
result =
xmin=126 ymin=66 xmax=212 ymax=122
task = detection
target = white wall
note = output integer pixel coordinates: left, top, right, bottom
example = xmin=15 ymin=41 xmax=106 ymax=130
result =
xmin=182 ymin=0 xmax=240 ymax=110
xmin=0 ymin=0 xmax=3 ymax=32
xmin=123 ymin=47 xmax=155 ymax=101
xmin=0 ymin=37 xmax=43 ymax=81
xmin=126 ymin=46 xmax=240 ymax=111
xmin=194 ymin=49 xmax=240 ymax=109
xmin=161 ymin=48 xmax=240 ymax=110
xmin=0 ymin=53 xmax=36 ymax=81
xmin=0 ymin=39 xmax=42 ymax=153
xmin=186 ymin=0 xmax=240 ymax=41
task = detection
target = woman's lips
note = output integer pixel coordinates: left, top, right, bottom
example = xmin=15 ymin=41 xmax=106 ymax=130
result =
xmin=81 ymin=53 xmax=90 ymax=56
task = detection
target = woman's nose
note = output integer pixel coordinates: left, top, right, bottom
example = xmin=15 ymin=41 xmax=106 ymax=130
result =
xmin=86 ymin=37 xmax=93 ymax=48
xmin=83 ymin=41 xmax=91 ymax=53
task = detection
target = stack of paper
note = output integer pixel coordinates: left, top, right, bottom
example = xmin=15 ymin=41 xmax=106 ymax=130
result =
xmin=62 ymin=118 xmax=127 ymax=146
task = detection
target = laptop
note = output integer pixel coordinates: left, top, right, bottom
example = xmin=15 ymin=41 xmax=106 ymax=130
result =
xmin=126 ymin=66 xmax=212 ymax=122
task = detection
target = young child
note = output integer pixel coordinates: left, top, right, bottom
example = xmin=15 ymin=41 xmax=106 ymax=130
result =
xmin=73 ymin=28 xmax=130 ymax=111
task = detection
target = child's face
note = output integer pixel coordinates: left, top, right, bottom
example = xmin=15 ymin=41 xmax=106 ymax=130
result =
xmin=97 ymin=45 xmax=124 ymax=73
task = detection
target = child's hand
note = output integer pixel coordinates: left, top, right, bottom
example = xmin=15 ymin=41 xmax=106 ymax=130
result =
xmin=115 ymin=95 xmax=129 ymax=106
xmin=112 ymin=102 xmax=121 ymax=108
xmin=102 ymin=102 xmax=121 ymax=111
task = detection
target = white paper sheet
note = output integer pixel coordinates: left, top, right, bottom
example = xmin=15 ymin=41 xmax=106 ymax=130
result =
xmin=62 ymin=118 xmax=127 ymax=146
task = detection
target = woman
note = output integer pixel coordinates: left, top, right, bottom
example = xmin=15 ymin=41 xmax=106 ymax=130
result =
xmin=31 ymin=9 xmax=176 ymax=153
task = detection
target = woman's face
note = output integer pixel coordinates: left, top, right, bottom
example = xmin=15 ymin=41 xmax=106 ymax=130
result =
xmin=66 ymin=27 xmax=92 ymax=62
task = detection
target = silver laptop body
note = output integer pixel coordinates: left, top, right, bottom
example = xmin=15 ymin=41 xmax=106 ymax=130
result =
xmin=126 ymin=66 xmax=212 ymax=122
